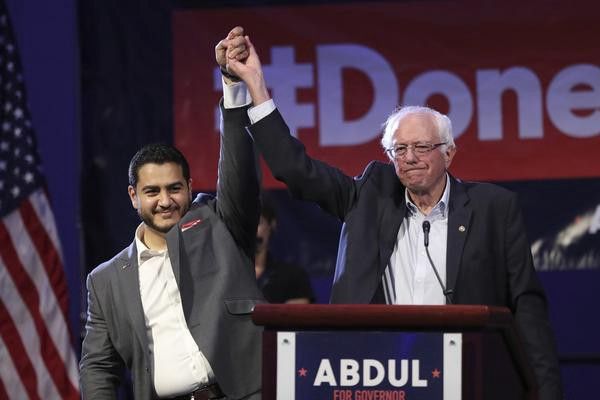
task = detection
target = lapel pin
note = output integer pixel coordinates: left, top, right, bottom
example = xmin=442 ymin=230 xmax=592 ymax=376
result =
xmin=121 ymin=265 xmax=128 ymax=269
xmin=458 ymin=225 xmax=466 ymax=232
xmin=181 ymin=218 xmax=202 ymax=232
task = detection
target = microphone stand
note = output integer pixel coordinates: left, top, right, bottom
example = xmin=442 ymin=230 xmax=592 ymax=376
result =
xmin=422 ymin=220 xmax=453 ymax=304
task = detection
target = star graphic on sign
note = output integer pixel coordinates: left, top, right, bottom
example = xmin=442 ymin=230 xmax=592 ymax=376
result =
xmin=432 ymin=368 xmax=441 ymax=378
xmin=298 ymin=368 xmax=308 ymax=377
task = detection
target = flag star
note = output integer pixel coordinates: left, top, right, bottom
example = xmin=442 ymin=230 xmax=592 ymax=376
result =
xmin=14 ymin=147 xmax=21 ymax=157
xmin=25 ymin=154 xmax=34 ymax=163
xmin=0 ymin=160 xmax=6 ymax=170
xmin=14 ymin=127 xmax=22 ymax=137
xmin=432 ymin=368 xmax=441 ymax=378
xmin=7 ymin=61 xmax=14 ymax=72
xmin=6 ymin=43 xmax=14 ymax=53
xmin=13 ymin=166 xmax=21 ymax=176
xmin=13 ymin=107 xmax=23 ymax=119
xmin=24 ymin=172 xmax=34 ymax=183
xmin=0 ymin=141 xmax=8 ymax=151
xmin=0 ymin=180 xmax=3 ymax=190
xmin=5 ymin=82 xmax=12 ymax=91
xmin=15 ymin=90 xmax=22 ymax=98
xmin=11 ymin=185 xmax=20 ymax=198
xmin=4 ymin=101 xmax=12 ymax=111
xmin=298 ymin=368 xmax=308 ymax=377
xmin=2 ymin=122 xmax=10 ymax=131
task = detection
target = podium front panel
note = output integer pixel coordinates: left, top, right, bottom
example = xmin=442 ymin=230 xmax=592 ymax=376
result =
xmin=274 ymin=331 xmax=461 ymax=400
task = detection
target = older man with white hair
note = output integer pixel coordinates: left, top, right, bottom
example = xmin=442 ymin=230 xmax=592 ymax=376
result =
xmin=217 ymin=27 xmax=563 ymax=399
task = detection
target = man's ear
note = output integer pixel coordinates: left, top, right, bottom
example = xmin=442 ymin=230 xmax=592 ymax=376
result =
xmin=128 ymin=185 xmax=138 ymax=209
xmin=445 ymin=146 xmax=457 ymax=169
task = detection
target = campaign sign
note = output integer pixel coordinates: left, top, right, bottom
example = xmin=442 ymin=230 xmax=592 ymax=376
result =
xmin=276 ymin=331 xmax=461 ymax=399
xmin=173 ymin=2 xmax=600 ymax=191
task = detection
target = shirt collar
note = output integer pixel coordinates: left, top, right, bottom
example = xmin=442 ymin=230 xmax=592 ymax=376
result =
xmin=134 ymin=223 xmax=167 ymax=266
xmin=405 ymin=173 xmax=451 ymax=218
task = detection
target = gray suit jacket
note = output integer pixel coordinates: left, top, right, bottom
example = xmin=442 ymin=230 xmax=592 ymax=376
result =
xmin=79 ymin=104 xmax=264 ymax=399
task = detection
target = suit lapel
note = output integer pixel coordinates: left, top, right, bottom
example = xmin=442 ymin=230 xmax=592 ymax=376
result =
xmin=380 ymin=198 xmax=406 ymax=267
xmin=379 ymin=178 xmax=407 ymax=279
xmin=446 ymin=177 xmax=472 ymax=302
xmin=166 ymin=226 xmax=182 ymax=285
xmin=118 ymin=242 xmax=150 ymax=352
xmin=167 ymin=217 xmax=193 ymax=320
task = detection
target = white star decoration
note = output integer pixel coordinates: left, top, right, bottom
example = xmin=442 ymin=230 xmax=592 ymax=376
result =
xmin=24 ymin=172 xmax=34 ymax=184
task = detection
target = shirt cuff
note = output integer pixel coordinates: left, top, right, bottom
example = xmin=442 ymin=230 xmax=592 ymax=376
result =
xmin=248 ymin=99 xmax=276 ymax=124
xmin=222 ymin=78 xmax=252 ymax=109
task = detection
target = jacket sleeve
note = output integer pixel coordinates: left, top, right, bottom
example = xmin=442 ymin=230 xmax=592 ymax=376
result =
xmin=504 ymin=194 xmax=563 ymax=400
xmin=216 ymin=101 xmax=261 ymax=262
xmin=79 ymin=274 xmax=123 ymax=399
xmin=247 ymin=108 xmax=357 ymax=221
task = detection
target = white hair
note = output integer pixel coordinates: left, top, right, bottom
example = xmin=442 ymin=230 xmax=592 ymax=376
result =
xmin=380 ymin=106 xmax=455 ymax=153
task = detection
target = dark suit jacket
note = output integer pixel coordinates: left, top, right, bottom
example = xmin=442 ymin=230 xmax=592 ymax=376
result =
xmin=248 ymin=108 xmax=562 ymax=399
xmin=79 ymin=105 xmax=264 ymax=400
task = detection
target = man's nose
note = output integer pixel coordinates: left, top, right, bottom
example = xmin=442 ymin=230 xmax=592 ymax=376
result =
xmin=158 ymin=191 xmax=171 ymax=207
xmin=402 ymin=146 xmax=418 ymax=161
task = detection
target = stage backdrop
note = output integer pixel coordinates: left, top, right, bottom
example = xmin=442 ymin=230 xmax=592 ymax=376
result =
xmin=174 ymin=1 xmax=600 ymax=189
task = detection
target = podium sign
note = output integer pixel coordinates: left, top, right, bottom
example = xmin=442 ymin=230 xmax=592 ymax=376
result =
xmin=254 ymin=305 xmax=536 ymax=400
xmin=275 ymin=331 xmax=461 ymax=400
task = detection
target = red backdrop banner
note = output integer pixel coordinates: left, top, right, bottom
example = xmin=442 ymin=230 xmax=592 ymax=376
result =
xmin=173 ymin=1 xmax=600 ymax=190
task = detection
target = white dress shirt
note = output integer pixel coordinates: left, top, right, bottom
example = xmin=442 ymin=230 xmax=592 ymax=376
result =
xmin=386 ymin=176 xmax=451 ymax=305
xmin=222 ymin=78 xmax=274 ymax=120
xmin=135 ymin=224 xmax=214 ymax=397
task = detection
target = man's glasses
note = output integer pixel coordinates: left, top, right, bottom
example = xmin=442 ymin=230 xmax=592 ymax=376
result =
xmin=385 ymin=142 xmax=447 ymax=159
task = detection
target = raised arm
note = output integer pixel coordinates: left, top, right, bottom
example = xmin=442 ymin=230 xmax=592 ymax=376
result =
xmin=214 ymin=27 xmax=260 ymax=260
xmin=226 ymin=35 xmax=358 ymax=221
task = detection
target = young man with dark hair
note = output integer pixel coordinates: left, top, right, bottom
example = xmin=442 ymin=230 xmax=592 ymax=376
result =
xmin=79 ymin=30 xmax=265 ymax=398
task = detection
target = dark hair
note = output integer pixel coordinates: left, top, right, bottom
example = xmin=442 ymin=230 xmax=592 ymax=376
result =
xmin=128 ymin=143 xmax=190 ymax=187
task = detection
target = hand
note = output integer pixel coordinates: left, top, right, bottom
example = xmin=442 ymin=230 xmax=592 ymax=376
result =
xmin=226 ymin=35 xmax=271 ymax=105
xmin=215 ymin=26 xmax=249 ymax=74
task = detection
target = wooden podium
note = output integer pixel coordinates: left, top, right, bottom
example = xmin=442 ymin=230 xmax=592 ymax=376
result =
xmin=252 ymin=304 xmax=537 ymax=400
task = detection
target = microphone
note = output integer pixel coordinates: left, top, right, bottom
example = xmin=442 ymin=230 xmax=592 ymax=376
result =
xmin=422 ymin=221 xmax=453 ymax=304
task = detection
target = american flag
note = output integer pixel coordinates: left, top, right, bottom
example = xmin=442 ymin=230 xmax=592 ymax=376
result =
xmin=0 ymin=2 xmax=79 ymax=399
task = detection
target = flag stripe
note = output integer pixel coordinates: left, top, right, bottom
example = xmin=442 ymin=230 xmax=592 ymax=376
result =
xmin=4 ymin=198 xmax=79 ymax=388
xmin=30 ymin=189 xmax=63 ymax=261
xmin=20 ymin=195 xmax=69 ymax=325
xmin=0 ymin=300 xmax=40 ymax=400
xmin=0 ymin=243 xmax=61 ymax=399
xmin=0 ymin=219 xmax=78 ymax=399
xmin=0 ymin=374 xmax=9 ymax=400
xmin=21 ymin=190 xmax=79 ymax=390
